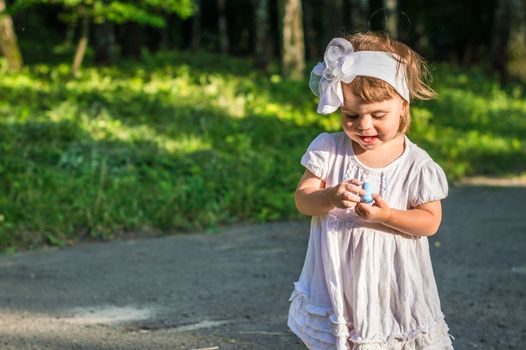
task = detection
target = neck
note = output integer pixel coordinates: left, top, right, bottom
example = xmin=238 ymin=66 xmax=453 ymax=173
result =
xmin=352 ymin=134 xmax=406 ymax=168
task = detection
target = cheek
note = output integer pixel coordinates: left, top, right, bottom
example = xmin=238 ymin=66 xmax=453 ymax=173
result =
xmin=380 ymin=117 xmax=401 ymax=134
xmin=341 ymin=118 xmax=353 ymax=129
xmin=341 ymin=121 xmax=356 ymax=137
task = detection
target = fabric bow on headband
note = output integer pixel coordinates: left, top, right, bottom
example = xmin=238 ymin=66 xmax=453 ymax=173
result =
xmin=309 ymin=38 xmax=410 ymax=114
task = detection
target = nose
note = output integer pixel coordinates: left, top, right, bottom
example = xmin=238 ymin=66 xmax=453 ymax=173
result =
xmin=356 ymin=115 xmax=373 ymax=130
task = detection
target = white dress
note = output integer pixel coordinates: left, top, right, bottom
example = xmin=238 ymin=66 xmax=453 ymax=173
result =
xmin=287 ymin=132 xmax=454 ymax=350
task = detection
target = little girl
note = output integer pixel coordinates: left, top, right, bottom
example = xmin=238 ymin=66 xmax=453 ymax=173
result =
xmin=287 ymin=32 xmax=454 ymax=350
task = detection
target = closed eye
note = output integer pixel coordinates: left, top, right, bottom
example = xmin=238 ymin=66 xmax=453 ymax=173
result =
xmin=345 ymin=114 xmax=358 ymax=120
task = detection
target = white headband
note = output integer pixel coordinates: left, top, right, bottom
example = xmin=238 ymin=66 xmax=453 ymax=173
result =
xmin=309 ymin=38 xmax=410 ymax=114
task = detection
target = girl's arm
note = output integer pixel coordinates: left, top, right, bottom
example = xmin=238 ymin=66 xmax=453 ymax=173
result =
xmin=295 ymin=170 xmax=364 ymax=216
xmin=354 ymin=195 xmax=442 ymax=236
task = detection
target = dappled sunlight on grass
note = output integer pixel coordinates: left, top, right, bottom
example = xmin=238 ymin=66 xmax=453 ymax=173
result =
xmin=44 ymin=100 xmax=212 ymax=154
xmin=82 ymin=114 xmax=212 ymax=154
xmin=0 ymin=55 xmax=525 ymax=249
xmin=0 ymin=73 xmax=50 ymax=93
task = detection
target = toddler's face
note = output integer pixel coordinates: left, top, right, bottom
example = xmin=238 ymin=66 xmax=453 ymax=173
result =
xmin=340 ymin=86 xmax=407 ymax=152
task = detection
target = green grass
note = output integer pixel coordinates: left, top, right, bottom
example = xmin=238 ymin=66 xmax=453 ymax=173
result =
xmin=0 ymin=53 xmax=525 ymax=250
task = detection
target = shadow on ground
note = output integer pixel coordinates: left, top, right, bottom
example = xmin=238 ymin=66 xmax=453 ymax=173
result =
xmin=0 ymin=185 xmax=524 ymax=349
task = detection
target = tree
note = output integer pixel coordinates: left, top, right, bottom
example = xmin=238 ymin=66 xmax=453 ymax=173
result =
xmin=323 ymin=0 xmax=344 ymax=44
xmin=383 ymin=0 xmax=398 ymax=38
xmin=253 ymin=0 xmax=270 ymax=70
xmin=0 ymin=0 xmax=23 ymax=71
xmin=191 ymin=0 xmax=201 ymax=50
xmin=118 ymin=22 xmax=142 ymax=58
xmin=217 ymin=0 xmax=228 ymax=53
xmin=350 ymin=0 xmax=369 ymax=32
xmin=14 ymin=0 xmax=196 ymax=75
xmin=491 ymin=0 xmax=526 ymax=82
xmin=303 ymin=0 xmax=319 ymax=59
xmin=92 ymin=21 xmax=117 ymax=65
xmin=281 ymin=0 xmax=305 ymax=80
xmin=70 ymin=3 xmax=88 ymax=75
xmin=506 ymin=0 xmax=526 ymax=81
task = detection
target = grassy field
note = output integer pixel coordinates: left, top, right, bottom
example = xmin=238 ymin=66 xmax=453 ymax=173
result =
xmin=1 ymin=52 xmax=525 ymax=251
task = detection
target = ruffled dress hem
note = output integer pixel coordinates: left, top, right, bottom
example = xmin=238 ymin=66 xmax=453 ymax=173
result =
xmin=288 ymin=285 xmax=454 ymax=350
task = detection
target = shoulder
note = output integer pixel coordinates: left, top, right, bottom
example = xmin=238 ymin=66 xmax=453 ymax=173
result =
xmin=403 ymin=137 xmax=447 ymax=179
xmin=302 ymin=132 xmax=347 ymax=180
xmin=404 ymin=136 xmax=448 ymax=183
xmin=403 ymin=138 xmax=449 ymax=205
xmin=404 ymin=137 xmax=438 ymax=169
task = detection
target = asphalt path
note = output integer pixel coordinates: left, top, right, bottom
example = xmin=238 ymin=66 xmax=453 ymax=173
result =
xmin=0 ymin=185 xmax=524 ymax=350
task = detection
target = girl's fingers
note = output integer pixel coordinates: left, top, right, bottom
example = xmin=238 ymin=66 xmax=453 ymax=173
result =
xmin=371 ymin=194 xmax=386 ymax=207
xmin=355 ymin=202 xmax=373 ymax=217
xmin=349 ymin=179 xmax=362 ymax=186
xmin=344 ymin=183 xmax=364 ymax=196
xmin=342 ymin=191 xmax=361 ymax=202
xmin=341 ymin=200 xmax=355 ymax=208
xmin=335 ymin=200 xmax=354 ymax=209
xmin=349 ymin=179 xmax=364 ymax=194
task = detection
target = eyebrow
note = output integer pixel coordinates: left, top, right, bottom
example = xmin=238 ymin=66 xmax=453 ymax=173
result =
xmin=341 ymin=108 xmax=389 ymax=114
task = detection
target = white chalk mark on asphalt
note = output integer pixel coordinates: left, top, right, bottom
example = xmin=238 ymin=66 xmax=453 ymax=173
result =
xmin=63 ymin=305 xmax=154 ymax=325
xmin=511 ymin=265 xmax=526 ymax=274
xmin=171 ymin=319 xmax=232 ymax=332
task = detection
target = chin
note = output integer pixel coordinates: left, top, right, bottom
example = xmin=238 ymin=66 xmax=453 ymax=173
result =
xmin=354 ymin=142 xmax=379 ymax=151
xmin=362 ymin=143 xmax=380 ymax=150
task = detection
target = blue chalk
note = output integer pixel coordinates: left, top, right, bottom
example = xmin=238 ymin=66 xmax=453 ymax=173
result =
xmin=361 ymin=182 xmax=373 ymax=204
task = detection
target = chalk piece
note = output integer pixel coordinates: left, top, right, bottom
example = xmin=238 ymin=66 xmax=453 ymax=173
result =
xmin=361 ymin=182 xmax=373 ymax=204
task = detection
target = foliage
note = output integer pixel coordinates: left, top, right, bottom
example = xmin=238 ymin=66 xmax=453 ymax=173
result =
xmin=0 ymin=54 xmax=525 ymax=251
xmin=10 ymin=0 xmax=196 ymax=25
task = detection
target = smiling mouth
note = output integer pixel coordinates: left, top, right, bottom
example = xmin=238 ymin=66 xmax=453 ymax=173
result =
xmin=359 ymin=135 xmax=378 ymax=144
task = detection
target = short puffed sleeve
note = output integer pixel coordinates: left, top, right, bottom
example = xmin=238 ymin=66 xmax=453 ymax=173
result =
xmin=300 ymin=132 xmax=334 ymax=181
xmin=409 ymin=161 xmax=448 ymax=207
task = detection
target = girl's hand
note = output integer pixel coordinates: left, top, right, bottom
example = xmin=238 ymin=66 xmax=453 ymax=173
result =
xmin=330 ymin=179 xmax=365 ymax=210
xmin=354 ymin=193 xmax=391 ymax=223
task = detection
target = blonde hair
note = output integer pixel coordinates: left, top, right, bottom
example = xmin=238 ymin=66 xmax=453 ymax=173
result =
xmin=343 ymin=32 xmax=436 ymax=133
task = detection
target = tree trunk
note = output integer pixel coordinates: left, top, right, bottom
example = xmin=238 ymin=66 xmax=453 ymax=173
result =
xmin=490 ymin=0 xmax=510 ymax=77
xmin=253 ymin=0 xmax=270 ymax=70
xmin=491 ymin=0 xmax=526 ymax=82
xmin=383 ymin=0 xmax=398 ymax=38
xmin=159 ymin=15 xmax=171 ymax=50
xmin=303 ymin=0 xmax=319 ymax=59
xmin=414 ymin=19 xmax=430 ymax=56
xmin=350 ymin=0 xmax=369 ymax=32
xmin=191 ymin=0 xmax=201 ymax=50
xmin=0 ymin=0 xmax=23 ymax=71
xmin=505 ymin=0 xmax=526 ymax=82
xmin=71 ymin=9 xmax=89 ymax=77
xmin=118 ymin=22 xmax=142 ymax=59
xmin=217 ymin=0 xmax=229 ymax=53
xmin=93 ymin=22 xmax=116 ymax=65
xmin=281 ymin=0 xmax=305 ymax=80
xmin=323 ymin=0 xmax=344 ymax=45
